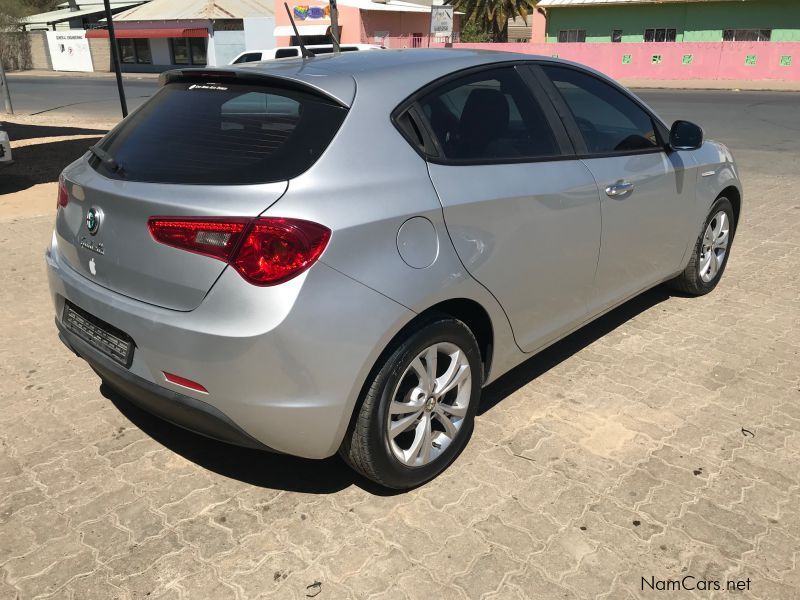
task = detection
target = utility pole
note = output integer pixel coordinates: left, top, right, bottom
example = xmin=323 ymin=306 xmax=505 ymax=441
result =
xmin=0 ymin=62 xmax=13 ymax=115
xmin=103 ymin=0 xmax=128 ymax=118
xmin=329 ymin=0 xmax=340 ymax=54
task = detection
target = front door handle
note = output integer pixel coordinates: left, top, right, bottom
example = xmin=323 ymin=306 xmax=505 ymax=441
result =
xmin=605 ymin=180 xmax=635 ymax=197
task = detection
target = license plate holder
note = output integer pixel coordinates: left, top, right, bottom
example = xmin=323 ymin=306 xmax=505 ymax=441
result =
xmin=62 ymin=301 xmax=134 ymax=367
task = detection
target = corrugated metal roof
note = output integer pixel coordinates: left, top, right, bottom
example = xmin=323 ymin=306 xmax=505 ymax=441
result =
xmin=538 ymin=0 xmax=735 ymax=6
xmin=115 ymin=0 xmax=273 ymax=20
xmin=22 ymin=1 xmax=144 ymax=25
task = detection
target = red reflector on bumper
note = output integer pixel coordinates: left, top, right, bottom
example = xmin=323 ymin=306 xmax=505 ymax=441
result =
xmin=163 ymin=372 xmax=208 ymax=393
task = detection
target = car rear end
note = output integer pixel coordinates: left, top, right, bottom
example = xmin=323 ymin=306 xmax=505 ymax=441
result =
xmin=0 ymin=122 xmax=12 ymax=168
xmin=46 ymin=70 xmax=413 ymax=458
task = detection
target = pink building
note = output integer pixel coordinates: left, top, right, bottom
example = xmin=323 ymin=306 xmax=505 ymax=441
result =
xmin=274 ymin=0 xmax=458 ymax=48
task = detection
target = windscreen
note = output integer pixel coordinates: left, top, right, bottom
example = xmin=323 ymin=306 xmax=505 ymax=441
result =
xmin=91 ymin=81 xmax=348 ymax=185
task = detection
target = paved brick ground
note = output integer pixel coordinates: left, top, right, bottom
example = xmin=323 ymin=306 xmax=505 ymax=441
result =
xmin=1 ymin=142 xmax=799 ymax=598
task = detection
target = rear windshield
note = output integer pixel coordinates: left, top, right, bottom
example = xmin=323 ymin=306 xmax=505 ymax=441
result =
xmin=91 ymin=81 xmax=348 ymax=185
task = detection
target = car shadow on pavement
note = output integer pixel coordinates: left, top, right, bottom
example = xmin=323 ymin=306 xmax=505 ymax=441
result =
xmin=101 ymin=384 xmax=398 ymax=496
xmin=4 ymin=122 xmax=108 ymax=141
xmin=479 ymin=285 xmax=671 ymax=415
xmin=0 ymin=136 xmax=103 ymax=194
xmin=101 ymin=285 xmax=671 ymax=496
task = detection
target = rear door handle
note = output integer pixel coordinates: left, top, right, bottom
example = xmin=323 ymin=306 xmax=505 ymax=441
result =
xmin=605 ymin=180 xmax=635 ymax=197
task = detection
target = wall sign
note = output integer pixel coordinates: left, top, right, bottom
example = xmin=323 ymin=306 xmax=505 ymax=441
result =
xmin=46 ymin=31 xmax=93 ymax=72
xmin=430 ymin=6 xmax=454 ymax=36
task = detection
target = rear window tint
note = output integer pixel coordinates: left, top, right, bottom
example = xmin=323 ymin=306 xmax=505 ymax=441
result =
xmin=92 ymin=81 xmax=347 ymax=185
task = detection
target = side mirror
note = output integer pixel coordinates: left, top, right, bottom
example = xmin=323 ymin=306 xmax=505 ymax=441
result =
xmin=669 ymin=120 xmax=703 ymax=151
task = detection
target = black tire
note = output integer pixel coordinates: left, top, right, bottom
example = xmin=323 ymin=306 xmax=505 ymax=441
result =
xmin=667 ymin=196 xmax=735 ymax=296
xmin=340 ymin=317 xmax=482 ymax=490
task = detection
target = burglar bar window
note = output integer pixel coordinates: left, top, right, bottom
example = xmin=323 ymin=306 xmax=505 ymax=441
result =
xmin=644 ymin=28 xmax=677 ymax=42
xmin=612 ymin=29 xmax=623 ymax=43
xmin=558 ymin=29 xmax=587 ymax=43
xmin=170 ymin=38 xmax=207 ymax=65
xmin=117 ymin=39 xmax=152 ymax=64
xmin=723 ymin=29 xmax=772 ymax=42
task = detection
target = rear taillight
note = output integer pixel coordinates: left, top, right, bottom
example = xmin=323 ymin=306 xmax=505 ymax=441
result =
xmin=56 ymin=175 xmax=68 ymax=209
xmin=147 ymin=216 xmax=331 ymax=286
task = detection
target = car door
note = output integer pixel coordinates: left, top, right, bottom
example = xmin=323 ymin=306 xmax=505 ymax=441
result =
xmin=537 ymin=64 xmax=696 ymax=314
xmin=412 ymin=64 xmax=602 ymax=353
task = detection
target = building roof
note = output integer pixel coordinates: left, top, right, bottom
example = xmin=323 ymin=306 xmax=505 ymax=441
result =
xmin=538 ymin=0 xmax=740 ymax=5
xmin=21 ymin=1 xmax=145 ymax=27
xmin=114 ymin=0 xmax=273 ymax=20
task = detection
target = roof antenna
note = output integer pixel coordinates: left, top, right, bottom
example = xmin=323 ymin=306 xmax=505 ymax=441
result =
xmin=284 ymin=2 xmax=315 ymax=58
xmin=329 ymin=0 xmax=341 ymax=54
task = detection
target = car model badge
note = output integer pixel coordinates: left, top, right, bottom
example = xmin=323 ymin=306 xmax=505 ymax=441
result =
xmin=86 ymin=207 xmax=102 ymax=235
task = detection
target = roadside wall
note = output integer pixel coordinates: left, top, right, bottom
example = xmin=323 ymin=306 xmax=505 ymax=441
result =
xmin=440 ymin=41 xmax=800 ymax=81
xmin=28 ymin=32 xmax=50 ymax=70
xmin=88 ymin=38 xmax=110 ymax=72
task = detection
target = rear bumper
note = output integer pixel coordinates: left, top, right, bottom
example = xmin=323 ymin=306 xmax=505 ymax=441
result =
xmin=46 ymin=230 xmax=414 ymax=459
xmin=57 ymin=318 xmax=274 ymax=450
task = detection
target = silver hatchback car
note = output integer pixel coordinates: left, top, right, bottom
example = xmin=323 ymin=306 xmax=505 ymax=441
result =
xmin=48 ymin=49 xmax=741 ymax=489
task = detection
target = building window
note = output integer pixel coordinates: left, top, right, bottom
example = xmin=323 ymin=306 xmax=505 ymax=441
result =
xmin=117 ymin=39 xmax=152 ymax=64
xmin=612 ymin=29 xmax=622 ymax=43
xmin=558 ymin=29 xmax=586 ymax=43
xmin=170 ymin=38 xmax=207 ymax=65
xmin=644 ymin=28 xmax=677 ymax=42
xmin=723 ymin=29 xmax=771 ymax=42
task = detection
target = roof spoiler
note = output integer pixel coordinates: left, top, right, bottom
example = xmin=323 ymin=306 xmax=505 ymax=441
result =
xmin=158 ymin=68 xmax=350 ymax=108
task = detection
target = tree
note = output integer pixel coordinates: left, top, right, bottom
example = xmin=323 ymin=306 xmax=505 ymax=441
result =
xmin=448 ymin=0 xmax=536 ymax=43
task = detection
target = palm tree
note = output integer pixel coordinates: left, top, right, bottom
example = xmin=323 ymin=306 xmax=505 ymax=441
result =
xmin=449 ymin=0 xmax=536 ymax=43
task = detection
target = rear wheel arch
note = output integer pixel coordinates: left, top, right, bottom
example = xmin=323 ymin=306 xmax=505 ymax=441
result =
xmin=341 ymin=298 xmax=494 ymax=448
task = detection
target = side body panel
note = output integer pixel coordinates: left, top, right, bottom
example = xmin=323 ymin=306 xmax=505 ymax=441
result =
xmin=427 ymin=161 xmax=602 ymax=353
xmin=583 ymin=149 xmax=698 ymax=314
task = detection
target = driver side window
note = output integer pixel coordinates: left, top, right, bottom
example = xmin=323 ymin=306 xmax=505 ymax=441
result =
xmin=542 ymin=65 xmax=660 ymax=155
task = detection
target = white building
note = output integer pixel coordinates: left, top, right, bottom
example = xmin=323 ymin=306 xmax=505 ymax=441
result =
xmin=86 ymin=0 xmax=275 ymax=71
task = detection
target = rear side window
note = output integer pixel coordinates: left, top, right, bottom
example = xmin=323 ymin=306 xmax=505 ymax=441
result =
xmin=92 ymin=82 xmax=347 ymax=184
xmin=542 ymin=65 xmax=660 ymax=155
xmin=417 ymin=67 xmax=560 ymax=162
xmin=274 ymin=48 xmax=299 ymax=58
xmin=233 ymin=52 xmax=263 ymax=63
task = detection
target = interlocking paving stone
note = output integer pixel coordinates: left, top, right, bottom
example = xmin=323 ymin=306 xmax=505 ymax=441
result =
xmin=1 ymin=138 xmax=798 ymax=599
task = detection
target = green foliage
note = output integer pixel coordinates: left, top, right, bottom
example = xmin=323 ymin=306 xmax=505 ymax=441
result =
xmin=1 ymin=0 xmax=60 ymax=19
xmin=449 ymin=0 xmax=536 ymax=42
xmin=459 ymin=17 xmax=493 ymax=43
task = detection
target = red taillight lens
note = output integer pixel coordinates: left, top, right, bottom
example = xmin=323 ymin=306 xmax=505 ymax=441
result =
xmin=232 ymin=218 xmax=330 ymax=286
xmin=56 ymin=175 xmax=69 ymax=209
xmin=147 ymin=216 xmax=331 ymax=286
xmin=147 ymin=217 xmax=249 ymax=261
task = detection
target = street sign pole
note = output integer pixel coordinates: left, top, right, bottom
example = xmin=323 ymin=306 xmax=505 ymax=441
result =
xmin=103 ymin=0 xmax=128 ymax=118
xmin=0 ymin=62 xmax=14 ymax=115
xmin=329 ymin=0 xmax=341 ymax=54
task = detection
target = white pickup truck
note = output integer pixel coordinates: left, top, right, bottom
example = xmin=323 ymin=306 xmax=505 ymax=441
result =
xmin=230 ymin=44 xmax=383 ymax=64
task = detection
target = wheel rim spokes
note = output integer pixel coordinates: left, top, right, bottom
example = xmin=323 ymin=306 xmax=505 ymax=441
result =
xmin=387 ymin=342 xmax=472 ymax=467
xmin=699 ymin=210 xmax=730 ymax=283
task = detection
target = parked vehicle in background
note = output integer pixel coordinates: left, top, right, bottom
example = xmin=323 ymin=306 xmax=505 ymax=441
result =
xmin=0 ymin=123 xmax=12 ymax=168
xmin=230 ymin=44 xmax=384 ymax=63
xmin=48 ymin=50 xmax=742 ymax=490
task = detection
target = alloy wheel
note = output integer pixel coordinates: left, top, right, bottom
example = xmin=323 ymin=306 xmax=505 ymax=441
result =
xmin=698 ymin=210 xmax=730 ymax=283
xmin=386 ymin=342 xmax=472 ymax=467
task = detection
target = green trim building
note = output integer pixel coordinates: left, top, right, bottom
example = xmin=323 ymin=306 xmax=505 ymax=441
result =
xmin=538 ymin=0 xmax=800 ymax=44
